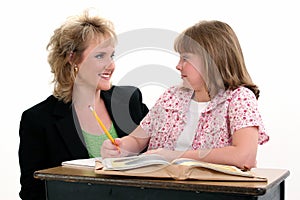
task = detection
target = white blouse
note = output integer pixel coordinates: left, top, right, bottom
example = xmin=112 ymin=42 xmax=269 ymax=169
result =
xmin=175 ymin=99 xmax=209 ymax=151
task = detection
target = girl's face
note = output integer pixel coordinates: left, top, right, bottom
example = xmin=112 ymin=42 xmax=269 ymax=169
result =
xmin=176 ymin=53 xmax=206 ymax=91
xmin=77 ymin=38 xmax=115 ymax=91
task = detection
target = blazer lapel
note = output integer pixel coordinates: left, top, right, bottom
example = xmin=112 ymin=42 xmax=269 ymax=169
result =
xmin=54 ymin=101 xmax=88 ymax=159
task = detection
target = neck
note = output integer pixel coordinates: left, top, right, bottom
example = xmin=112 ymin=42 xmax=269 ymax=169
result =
xmin=193 ymin=90 xmax=210 ymax=102
xmin=72 ymin=83 xmax=102 ymax=107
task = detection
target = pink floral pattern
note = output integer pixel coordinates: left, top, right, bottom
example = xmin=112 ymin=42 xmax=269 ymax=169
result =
xmin=141 ymin=86 xmax=269 ymax=150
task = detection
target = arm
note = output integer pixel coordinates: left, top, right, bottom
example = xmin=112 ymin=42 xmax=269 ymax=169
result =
xmin=103 ymin=86 xmax=149 ymax=138
xmin=18 ymin=110 xmax=47 ymax=199
xmin=146 ymin=127 xmax=258 ymax=169
xmin=146 ymin=88 xmax=263 ymax=169
xmin=182 ymin=126 xmax=259 ymax=169
xmin=101 ymin=86 xmax=151 ymax=158
xmin=191 ymin=88 xmax=261 ymax=168
xmin=101 ymin=125 xmax=150 ymax=158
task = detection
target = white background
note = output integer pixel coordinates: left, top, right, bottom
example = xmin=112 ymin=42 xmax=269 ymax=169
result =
xmin=0 ymin=0 xmax=299 ymax=199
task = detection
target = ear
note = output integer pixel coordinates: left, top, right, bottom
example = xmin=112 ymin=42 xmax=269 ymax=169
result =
xmin=68 ymin=51 xmax=76 ymax=65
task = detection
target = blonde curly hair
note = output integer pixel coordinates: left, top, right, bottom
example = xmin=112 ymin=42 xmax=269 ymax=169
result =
xmin=47 ymin=10 xmax=117 ymax=103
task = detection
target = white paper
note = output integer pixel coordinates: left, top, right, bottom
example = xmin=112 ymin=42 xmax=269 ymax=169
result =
xmin=62 ymin=157 xmax=102 ymax=168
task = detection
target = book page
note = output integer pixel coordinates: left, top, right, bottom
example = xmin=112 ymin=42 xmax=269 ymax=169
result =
xmin=172 ymin=158 xmax=254 ymax=177
xmin=62 ymin=157 xmax=102 ymax=168
xmin=102 ymin=154 xmax=170 ymax=170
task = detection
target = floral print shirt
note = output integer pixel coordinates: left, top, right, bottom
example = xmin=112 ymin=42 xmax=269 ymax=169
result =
xmin=140 ymin=86 xmax=269 ymax=150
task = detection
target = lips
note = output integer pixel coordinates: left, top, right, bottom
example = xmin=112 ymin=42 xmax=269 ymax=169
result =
xmin=99 ymin=72 xmax=111 ymax=79
xmin=181 ymin=75 xmax=187 ymax=79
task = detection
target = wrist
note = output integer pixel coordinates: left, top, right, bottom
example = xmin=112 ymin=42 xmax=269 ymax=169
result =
xmin=198 ymin=149 xmax=211 ymax=159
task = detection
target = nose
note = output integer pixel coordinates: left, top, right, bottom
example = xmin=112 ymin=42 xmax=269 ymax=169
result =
xmin=176 ymin=62 xmax=182 ymax=71
xmin=106 ymin=60 xmax=115 ymax=69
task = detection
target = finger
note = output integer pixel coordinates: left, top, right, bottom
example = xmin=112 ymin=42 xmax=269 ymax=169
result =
xmin=108 ymin=149 xmax=121 ymax=157
xmin=114 ymin=138 xmax=122 ymax=146
xmin=143 ymin=149 xmax=158 ymax=154
xmin=101 ymin=148 xmax=120 ymax=158
xmin=103 ymin=139 xmax=117 ymax=150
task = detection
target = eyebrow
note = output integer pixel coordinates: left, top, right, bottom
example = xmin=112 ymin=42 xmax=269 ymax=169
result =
xmin=95 ymin=51 xmax=115 ymax=55
xmin=95 ymin=51 xmax=106 ymax=55
xmin=181 ymin=53 xmax=189 ymax=58
xmin=182 ymin=52 xmax=195 ymax=58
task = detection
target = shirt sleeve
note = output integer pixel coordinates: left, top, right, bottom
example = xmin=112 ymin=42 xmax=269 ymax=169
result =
xmin=140 ymin=95 xmax=165 ymax=137
xmin=228 ymin=87 xmax=269 ymax=145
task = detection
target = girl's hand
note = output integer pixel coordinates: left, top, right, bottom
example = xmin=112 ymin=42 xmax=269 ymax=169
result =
xmin=144 ymin=148 xmax=183 ymax=162
xmin=101 ymin=138 xmax=122 ymax=158
xmin=101 ymin=138 xmax=133 ymax=158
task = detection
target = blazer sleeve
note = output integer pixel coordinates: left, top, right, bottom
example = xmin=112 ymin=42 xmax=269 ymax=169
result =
xmin=18 ymin=110 xmax=47 ymax=200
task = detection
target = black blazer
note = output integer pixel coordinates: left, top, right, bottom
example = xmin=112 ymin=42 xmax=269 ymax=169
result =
xmin=18 ymin=86 xmax=149 ymax=200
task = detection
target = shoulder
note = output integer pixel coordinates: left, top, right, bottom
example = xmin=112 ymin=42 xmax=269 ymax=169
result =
xmin=160 ymin=86 xmax=192 ymax=98
xmin=21 ymin=95 xmax=66 ymax=120
xmin=114 ymin=85 xmax=142 ymax=95
xmin=22 ymin=95 xmax=57 ymax=114
xmin=154 ymin=86 xmax=193 ymax=108
xmin=229 ymin=87 xmax=257 ymax=101
xmin=101 ymin=86 xmax=147 ymax=112
xmin=103 ymin=85 xmax=142 ymax=98
xmin=225 ymin=87 xmax=259 ymax=111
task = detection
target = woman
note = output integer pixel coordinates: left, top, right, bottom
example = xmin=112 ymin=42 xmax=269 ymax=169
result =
xmin=18 ymin=10 xmax=148 ymax=200
xmin=101 ymin=20 xmax=269 ymax=170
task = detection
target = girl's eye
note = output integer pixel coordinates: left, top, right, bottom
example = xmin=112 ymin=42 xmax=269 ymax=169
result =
xmin=182 ymin=56 xmax=188 ymax=61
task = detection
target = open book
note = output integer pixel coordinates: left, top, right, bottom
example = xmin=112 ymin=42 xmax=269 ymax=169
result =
xmin=101 ymin=154 xmax=254 ymax=178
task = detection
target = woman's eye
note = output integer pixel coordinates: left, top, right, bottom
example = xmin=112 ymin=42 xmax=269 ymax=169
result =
xmin=111 ymin=53 xmax=115 ymax=59
xmin=95 ymin=53 xmax=105 ymax=59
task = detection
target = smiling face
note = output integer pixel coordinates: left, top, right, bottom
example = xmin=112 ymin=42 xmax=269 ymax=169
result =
xmin=76 ymin=36 xmax=115 ymax=91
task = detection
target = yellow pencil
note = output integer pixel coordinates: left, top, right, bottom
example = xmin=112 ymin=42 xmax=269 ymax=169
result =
xmin=88 ymin=105 xmax=120 ymax=151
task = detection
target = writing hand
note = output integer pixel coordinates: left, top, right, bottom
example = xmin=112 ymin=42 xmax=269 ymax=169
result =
xmin=101 ymin=138 xmax=122 ymax=158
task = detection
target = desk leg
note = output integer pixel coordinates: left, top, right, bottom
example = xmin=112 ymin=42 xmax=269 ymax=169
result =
xmin=280 ymin=180 xmax=285 ymax=200
xmin=257 ymin=180 xmax=285 ymax=200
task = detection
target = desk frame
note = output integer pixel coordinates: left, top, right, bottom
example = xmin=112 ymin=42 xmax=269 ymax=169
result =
xmin=35 ymin=167 xmax=289 ymax=200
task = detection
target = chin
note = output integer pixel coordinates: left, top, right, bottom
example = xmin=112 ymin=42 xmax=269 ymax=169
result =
xmin=100 ymin=84 xmax=112 ymax=91
xmin=182 ymin=81 xmax=193 ymax=90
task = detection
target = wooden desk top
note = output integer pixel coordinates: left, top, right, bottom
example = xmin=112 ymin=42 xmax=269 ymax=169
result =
xmin=34 ymin=166 xmax=289 ymax=196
